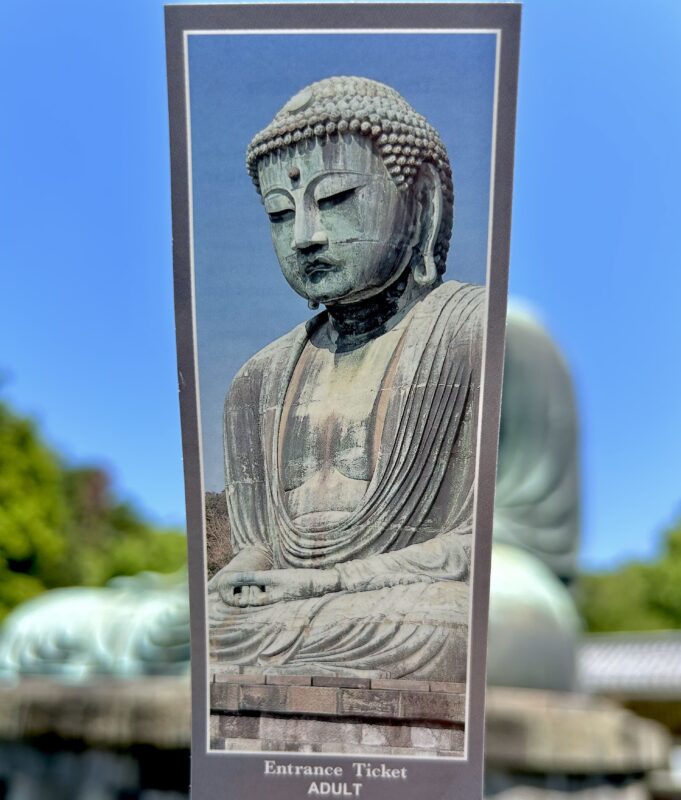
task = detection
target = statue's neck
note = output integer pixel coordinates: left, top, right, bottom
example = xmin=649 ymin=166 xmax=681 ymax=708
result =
xmin=324 ymin=271 xmax=438 ymax=350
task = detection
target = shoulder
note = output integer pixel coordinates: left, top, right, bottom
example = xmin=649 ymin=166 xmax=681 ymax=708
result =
xmin=431 ymin=280 xmax=485 ymax=342
xmin=436 ymin=279 xmax=485 ymax=315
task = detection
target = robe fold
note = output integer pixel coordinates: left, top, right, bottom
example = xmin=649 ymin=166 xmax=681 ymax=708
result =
xmin=209 ymin=280 xmax=484 ymax=680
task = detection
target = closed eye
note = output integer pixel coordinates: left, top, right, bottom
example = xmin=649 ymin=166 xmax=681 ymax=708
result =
xmin=267 ymin=208 xmax=295 ymax=224
xmin=317 ymin=187 xmax=356 ymax=211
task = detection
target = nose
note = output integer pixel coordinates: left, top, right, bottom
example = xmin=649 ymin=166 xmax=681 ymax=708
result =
xmin=292 ymin=205 xmax=328 ymax=251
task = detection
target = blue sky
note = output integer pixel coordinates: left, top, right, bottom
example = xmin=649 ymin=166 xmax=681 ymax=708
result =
xmin=1 ymin=0 xmax=680 ymax=570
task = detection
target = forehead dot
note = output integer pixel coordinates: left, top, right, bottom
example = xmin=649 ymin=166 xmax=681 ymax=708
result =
xmin=287 ymin=166 xmax=301 ymax=181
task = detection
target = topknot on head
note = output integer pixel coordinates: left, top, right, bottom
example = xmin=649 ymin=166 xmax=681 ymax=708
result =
xmin=246 ymin=76 xmax=454 ymax=275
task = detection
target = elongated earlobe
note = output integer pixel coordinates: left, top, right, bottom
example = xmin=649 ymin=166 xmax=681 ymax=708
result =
xmin=412 ymin=162 xmax=443 ymax=287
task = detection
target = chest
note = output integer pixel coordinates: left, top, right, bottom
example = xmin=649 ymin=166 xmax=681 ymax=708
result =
xmin=279 ymin=326 xmax=404 ymax=483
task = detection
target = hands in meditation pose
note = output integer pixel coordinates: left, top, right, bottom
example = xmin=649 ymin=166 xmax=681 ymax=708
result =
xmin=208 ymin=77 xmax=483 ymax=680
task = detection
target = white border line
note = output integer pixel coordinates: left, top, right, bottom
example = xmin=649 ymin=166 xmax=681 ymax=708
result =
xmin=466 ymin=25 xmax=501 ymax=757
xmin=182 ymin=31 xmax=213 ymax=742
xmin=186 ymin=27 xmax=499 ymax=34
xmin=182 ymin=26 xmax=502 ymax=763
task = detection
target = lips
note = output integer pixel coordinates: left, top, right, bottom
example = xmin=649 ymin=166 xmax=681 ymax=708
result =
xmin=303 ymin=258 xmax=340 ymax=279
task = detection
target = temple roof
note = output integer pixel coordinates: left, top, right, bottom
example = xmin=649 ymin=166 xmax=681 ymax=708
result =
xmin=578 ymin=631 xmax=681 ymax=697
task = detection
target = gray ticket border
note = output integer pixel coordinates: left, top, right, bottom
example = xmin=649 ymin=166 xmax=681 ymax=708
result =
xmin=165 ymin=4 xmax=520 ymax=798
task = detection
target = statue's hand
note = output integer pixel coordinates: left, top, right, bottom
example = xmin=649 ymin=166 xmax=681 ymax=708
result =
xmin=207 ymin=547 xmax=273 ymax=599
xmin=218 ymin=568 xmax=341 ymax=607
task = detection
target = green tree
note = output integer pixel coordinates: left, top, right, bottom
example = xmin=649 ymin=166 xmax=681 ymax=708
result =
xmin=0 ymin=402 xmax=69 ymax=618
xmin=0 ymin=398 xmax=186 ymax=620
xmin=579 ymin=515 xmax=681 ymax=632
xmin=50 ymin=467 xmax=187 ymax=587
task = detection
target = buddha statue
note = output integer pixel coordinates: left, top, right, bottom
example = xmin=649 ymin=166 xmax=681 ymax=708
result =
xmin=487 ymin=304 xmax=582 ymax=691
xmin=207 ymin=76 xmax=485 ymax=682
xmin=0 ymin=571 xmax=190 ymax=678
xmin=0 ymin=309 xmax=583 ymax=689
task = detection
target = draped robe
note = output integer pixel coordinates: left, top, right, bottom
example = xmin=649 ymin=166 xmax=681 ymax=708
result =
xmin=208 ymin=280 xmax=484 ymax=680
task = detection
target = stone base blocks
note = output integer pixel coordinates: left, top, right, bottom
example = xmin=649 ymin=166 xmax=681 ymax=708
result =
xmin=209 ymin=669 xmax=465 ymax=756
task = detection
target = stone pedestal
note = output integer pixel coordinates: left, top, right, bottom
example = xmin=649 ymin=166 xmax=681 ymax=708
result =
xmin=0 ymin=678 xmax=672 ymax=799
xmin=210 ymin=667 xmax=465 ymax=756
xmin=485 ymin=687 xmax=670 ymax=799
xmin=0 ymin=677 xmax=190 ymax=799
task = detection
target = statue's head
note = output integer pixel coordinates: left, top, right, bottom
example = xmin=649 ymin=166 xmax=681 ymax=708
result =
xmin=246 ymin=76 xmax=453 ymax=307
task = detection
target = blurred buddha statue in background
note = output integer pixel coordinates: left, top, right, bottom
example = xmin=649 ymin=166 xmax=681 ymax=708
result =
xmin=0 ymin=571 xmax=189 ymax=678
xmin=0 ymin=306 xmax=581 ymax=688
xmin=487 ymin=303 xmax=582 ymax=691
xmin=0 ymin=79 xmax=581 ymax=691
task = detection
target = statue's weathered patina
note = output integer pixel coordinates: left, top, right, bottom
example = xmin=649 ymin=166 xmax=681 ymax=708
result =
xmin=207 ymin=77 xmax=484 ymax=681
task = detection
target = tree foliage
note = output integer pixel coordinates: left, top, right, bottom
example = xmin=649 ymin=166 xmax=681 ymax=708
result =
xmin=0 ymin=398 xmax=186 ymax=620
xmin=205 ymin=491 xmax=232 ymax=579
xmin=579 ymin=517 xmax=681 ymax=632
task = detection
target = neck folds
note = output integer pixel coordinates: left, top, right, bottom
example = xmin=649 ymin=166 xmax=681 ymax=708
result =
xmin=325 ymin=271 xmax=436 ymax=350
